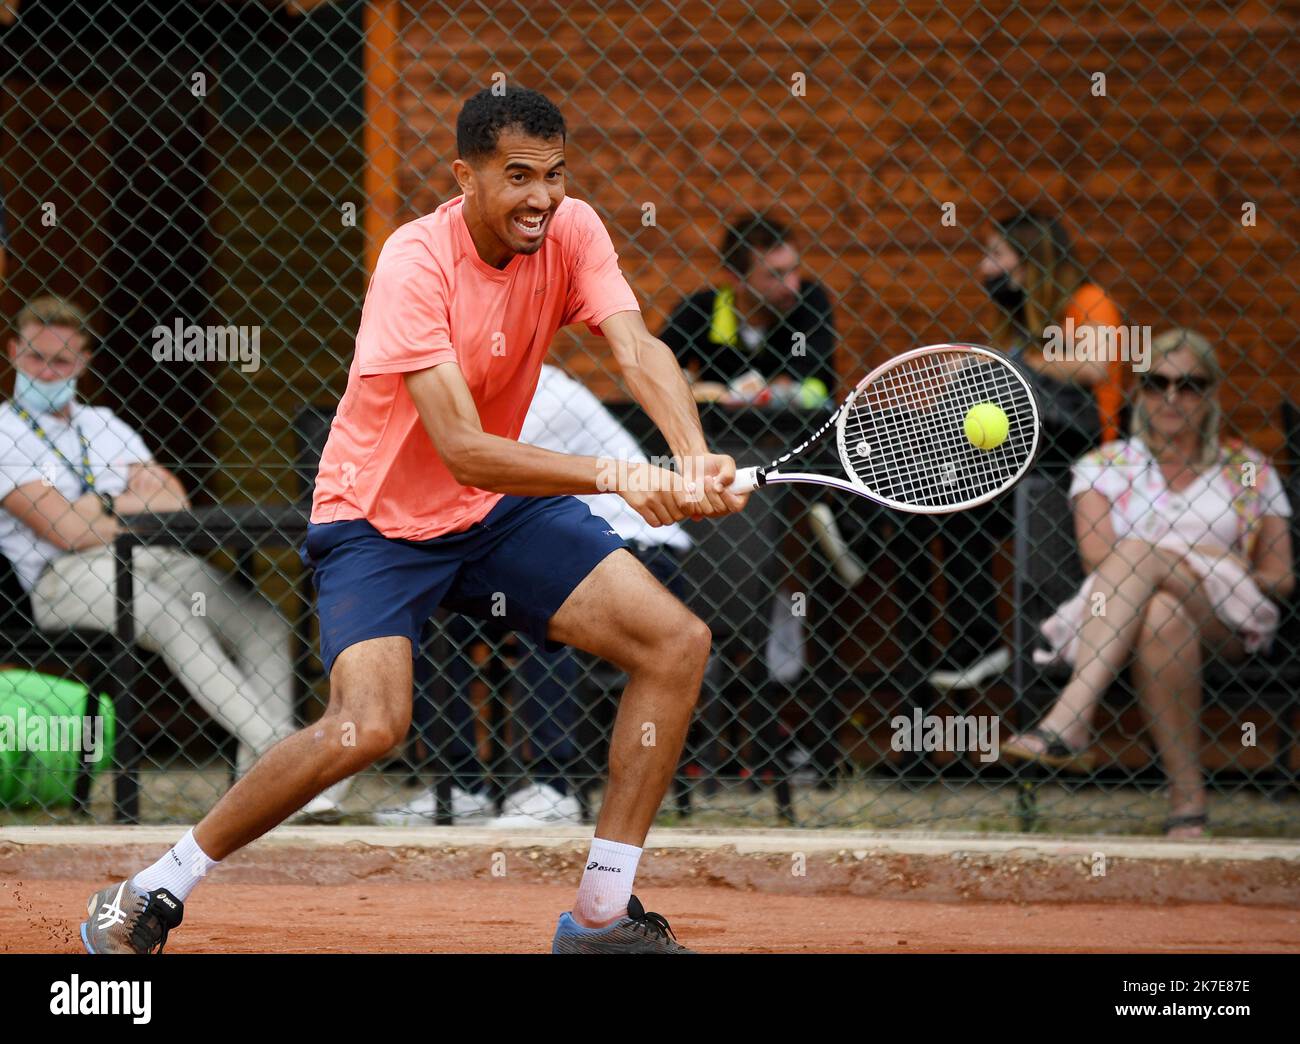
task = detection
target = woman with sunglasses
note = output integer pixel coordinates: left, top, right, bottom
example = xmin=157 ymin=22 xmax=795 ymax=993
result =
xmin=1002 ymin=329 xmax=1294 ymax=837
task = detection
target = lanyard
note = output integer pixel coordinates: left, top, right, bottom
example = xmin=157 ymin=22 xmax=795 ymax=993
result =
xmin=12 ymin=403 xmax=97 ymax=494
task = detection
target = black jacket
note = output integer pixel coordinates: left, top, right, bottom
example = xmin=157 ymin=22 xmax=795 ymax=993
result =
xmin=658 ymin=281 xmax=837 ymax=397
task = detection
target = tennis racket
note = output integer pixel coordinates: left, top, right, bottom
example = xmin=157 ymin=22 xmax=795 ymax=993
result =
xmin=729 ymin=343 xmax=1041 ymax=513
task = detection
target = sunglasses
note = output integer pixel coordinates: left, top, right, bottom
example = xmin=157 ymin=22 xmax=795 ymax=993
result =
xmin=1139 ymin=373 xmax=1213 ymax=396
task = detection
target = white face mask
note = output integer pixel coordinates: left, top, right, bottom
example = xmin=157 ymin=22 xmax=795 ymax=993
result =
xmin=14 ymin=371 xmax=78 ymax=413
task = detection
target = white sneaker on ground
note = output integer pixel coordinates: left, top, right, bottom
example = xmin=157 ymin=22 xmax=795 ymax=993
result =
xmin=371 ymin=785 xmax=493 ymax=826
xmin=928 ymin=647 xmax=1012 ymax=691
xmin=292 ymin=778 xmax=354 ymax=823
xmin=491 ymin=782 xmax=582 ymax=826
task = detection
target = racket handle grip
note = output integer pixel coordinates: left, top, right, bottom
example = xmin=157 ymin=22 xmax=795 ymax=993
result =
xmin=731 ymin=466 xmax=763 ymax=494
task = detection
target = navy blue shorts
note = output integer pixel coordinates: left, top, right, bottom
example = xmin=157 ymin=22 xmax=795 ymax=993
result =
xmin=300 ymin=495 xmax=627 ymax=676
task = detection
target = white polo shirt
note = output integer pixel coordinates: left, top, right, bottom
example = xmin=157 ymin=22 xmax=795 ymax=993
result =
xmin=520 ymin=366 xmax=692 ymax=553
xmin=0 ymin=400 xmax=152 ymax=593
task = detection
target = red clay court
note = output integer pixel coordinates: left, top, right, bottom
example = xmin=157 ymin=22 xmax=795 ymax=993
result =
xmin=4 ymin=827 xmax=1297 ymax=953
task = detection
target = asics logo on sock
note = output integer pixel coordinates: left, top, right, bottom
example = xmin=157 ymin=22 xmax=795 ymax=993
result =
xmin=586 ymin=862 xmax=621 ymax=872
xmin=96 ymin=883 xmax=129 ymax=930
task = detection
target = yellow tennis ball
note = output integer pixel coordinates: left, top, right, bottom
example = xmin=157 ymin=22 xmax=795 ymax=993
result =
xmin=964 ymin=403 xmax=1009 ymax=450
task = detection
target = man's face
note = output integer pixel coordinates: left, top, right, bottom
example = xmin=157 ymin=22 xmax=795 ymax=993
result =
xmin=8 ymin=323 xmax=88 ymax=381
xmin=746 ymin=243 xmax=800 ymax=314
xmin=454 ymin=128 xmax=566 ymax=265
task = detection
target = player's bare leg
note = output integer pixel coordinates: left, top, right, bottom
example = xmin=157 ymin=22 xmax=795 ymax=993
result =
xmin=546 ymin=548 xmax=710 ymax=949
xmin=81 ymin=636 xmax=414 ymax=954
xmin=194 ymin=635 xmax=415 ymax=859
xmin=548 ymin=548 xmax=711 ymax=845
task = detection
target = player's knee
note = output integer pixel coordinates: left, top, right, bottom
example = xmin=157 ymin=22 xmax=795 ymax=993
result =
xmin=319 ymin=704 xmax=409 ymax=769
xmin=680 ymin=613 xmax=712 ymax=667
xmin=646 ymin=610 xmax=711 ymax=679
xmin=355 ymin=709 xmax=410 ymax=762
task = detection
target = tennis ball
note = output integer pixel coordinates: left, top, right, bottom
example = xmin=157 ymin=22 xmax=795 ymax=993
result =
xmin=964 ymin=403 xmax=1009 ymax=450
xmin=798 ymin=377 xmax=829 ymax=409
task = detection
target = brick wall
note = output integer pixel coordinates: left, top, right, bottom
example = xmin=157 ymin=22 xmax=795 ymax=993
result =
xmin=382 ymin=0 xmax=1299 ymax=454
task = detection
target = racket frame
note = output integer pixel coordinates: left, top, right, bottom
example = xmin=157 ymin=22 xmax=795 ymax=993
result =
xmin=731 ymin=343 xmax=1041 ymax=513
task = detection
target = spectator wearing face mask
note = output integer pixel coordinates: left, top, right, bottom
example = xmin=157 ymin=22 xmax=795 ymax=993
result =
xmin=978 ymin=208 xmax=1125 ymax=468
xmin=926 ymin=211 xmax=1126 ymax=693
xmin=0 ymin=296 xmax=345 ymax=815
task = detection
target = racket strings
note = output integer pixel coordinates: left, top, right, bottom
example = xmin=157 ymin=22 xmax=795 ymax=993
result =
xmin=841 ymin=351 xmax=1036 ymax=509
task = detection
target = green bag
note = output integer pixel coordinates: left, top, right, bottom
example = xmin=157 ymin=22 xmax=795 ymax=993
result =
xmin=0 ymin=669 xmax=117 ymax=808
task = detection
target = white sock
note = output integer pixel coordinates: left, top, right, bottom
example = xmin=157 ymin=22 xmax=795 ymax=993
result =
xmin=132 ymin=829 xmax=218 ymax=902
xmin=572 ymin=837 xmax=641 ymax=926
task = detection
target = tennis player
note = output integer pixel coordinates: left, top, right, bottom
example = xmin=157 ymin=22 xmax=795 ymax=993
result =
xmin=81 ymin=86 xmax=747 ymax=955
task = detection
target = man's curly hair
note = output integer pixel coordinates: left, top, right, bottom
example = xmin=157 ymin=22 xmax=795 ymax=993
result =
xmin=456 ymin=86 xmax=566 ymax=162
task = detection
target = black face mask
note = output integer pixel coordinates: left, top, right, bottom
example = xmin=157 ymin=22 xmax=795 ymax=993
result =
xmin=983 ymin=272 xmax=1026 ymax=316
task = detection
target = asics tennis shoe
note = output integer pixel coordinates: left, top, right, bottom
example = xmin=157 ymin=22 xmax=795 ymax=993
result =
xmin=552 ymin=895 xmax=693 ymax=953
xmin=81 ymin=880 xmax=183 ymax=954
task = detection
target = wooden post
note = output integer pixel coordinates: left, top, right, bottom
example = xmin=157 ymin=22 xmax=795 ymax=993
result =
xmin=363 ymin=0 xmax=401 ymax=276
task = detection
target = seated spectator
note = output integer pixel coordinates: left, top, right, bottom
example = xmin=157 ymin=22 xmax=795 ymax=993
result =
xmin=660 ymin=211 xmax=836 ymax=408
xmin=378 ymin=363 xmax=691 ymax=824
xmin=980 ymin=208 xmax=1124 ymax=459
xmin=1002 ymin=329 xmax=1294 ymax=837
xmin=927 ymin=208 xmax=1126 ymax=691
xmin=0 ymin=296 xmax=337 ymax=812
xmin=660 ymin=213 xmax=841 ymax=783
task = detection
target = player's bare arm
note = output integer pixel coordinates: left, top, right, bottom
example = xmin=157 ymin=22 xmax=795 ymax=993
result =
xmin=598 ymin=308 xmax=749 ymax=518
xmin=404 ymin=361 xmax=698 ymax=525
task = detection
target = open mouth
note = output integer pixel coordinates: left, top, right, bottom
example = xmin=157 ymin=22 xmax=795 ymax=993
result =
xmin=512 ymin=212 xmax=548 ymax=240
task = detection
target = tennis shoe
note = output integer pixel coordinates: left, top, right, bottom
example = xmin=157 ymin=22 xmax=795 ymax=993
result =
xmin=552 ymin=895 xmax=694 ymax=953
xmin=81 ymin=880 xmax=183 ymax=954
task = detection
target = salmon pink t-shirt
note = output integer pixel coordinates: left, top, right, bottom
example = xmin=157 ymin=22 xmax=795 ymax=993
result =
xmin=311 ymin=194 xmax=640 ymax=540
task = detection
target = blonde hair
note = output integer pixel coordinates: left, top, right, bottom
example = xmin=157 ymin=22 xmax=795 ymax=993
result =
xmin=1129 ymin=328 xmax=1223 ymax=469
xmin=15 ymin=295 xmax=90 ymax=342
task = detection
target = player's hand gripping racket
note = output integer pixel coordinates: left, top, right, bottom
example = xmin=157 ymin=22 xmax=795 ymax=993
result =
xmin=729 ymin=343 xmax=1041 ymax=513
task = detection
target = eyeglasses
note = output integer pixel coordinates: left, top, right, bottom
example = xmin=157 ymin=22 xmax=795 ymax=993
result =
xmin=1139 ymin=373 xmax=1213 ymax=397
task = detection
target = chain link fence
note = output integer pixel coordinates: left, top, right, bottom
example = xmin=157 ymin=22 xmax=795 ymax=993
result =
xmin=0 ymin=0 xmax=1297 ymax=836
